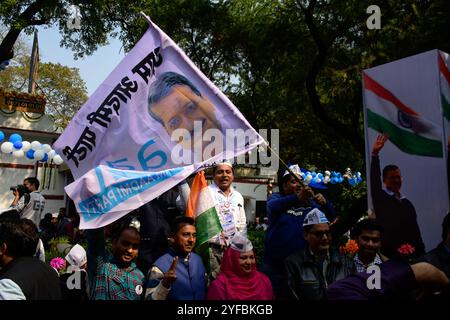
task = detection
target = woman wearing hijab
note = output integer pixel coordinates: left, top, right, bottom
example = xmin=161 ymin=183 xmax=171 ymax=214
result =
xmin=207 ymin=233 xmax=274 ymax=300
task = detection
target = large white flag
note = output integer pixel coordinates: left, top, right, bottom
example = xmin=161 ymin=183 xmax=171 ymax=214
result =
xmin=54 ymin=20 xmax=263 ymax=229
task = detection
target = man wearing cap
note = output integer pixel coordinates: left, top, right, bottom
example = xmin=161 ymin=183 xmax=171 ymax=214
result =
xmin=285 ymin=209 xmax=353 ymax=300
xmin=263 ymin=165 xmax=335 ymax=299
xmin=207 ymin=161 xmax=247 ymax=280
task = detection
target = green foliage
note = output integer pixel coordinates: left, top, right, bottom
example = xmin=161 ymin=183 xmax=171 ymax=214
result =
xmin=0 ymin=56 xmax=88 ymax=129
xmin=45 ymin=236 xmax=71 ymax=262
xmin=2 ymin=0 xmax=450 ymax=172
xmin=247 ymin=228 xmax=265 ymax=268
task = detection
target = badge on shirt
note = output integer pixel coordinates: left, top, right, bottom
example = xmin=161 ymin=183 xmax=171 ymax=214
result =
xmin=135 ymin=284 xmax=143 ymax=295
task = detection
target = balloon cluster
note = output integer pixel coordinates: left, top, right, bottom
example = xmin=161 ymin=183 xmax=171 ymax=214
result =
xmin=0 ymin=131 xmax=64 ymax=165
xmin=298 ymin=167 xmax=363 ymax=188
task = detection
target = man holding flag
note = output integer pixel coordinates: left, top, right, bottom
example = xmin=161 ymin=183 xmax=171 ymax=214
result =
xmin=53 ymin=15 xmax=262 ymax=230
xmin=53 ymin=14 xmax=263 ymax=299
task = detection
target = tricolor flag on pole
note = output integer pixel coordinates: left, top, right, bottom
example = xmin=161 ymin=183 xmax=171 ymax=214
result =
xmin=186 ymin=171 xmax=222 ymax=271
xmin=364 ymin=72 xmax=443 ymax=157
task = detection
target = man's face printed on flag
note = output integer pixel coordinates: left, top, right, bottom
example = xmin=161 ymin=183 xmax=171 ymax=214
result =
xmin=150 ymin=85 xmax=221 ymax=152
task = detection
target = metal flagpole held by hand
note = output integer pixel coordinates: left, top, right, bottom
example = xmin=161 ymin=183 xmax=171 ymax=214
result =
xmin=265 ymin=144 xmax=303 ymax=185
xmin=265 ymin=143 xmax=315 ymax=203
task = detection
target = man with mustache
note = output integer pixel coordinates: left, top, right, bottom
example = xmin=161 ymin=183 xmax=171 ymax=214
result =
xmin=371 ymin=134 xmax=425 ymax=258
xmin=148 ymin=71 xmax=222 ymax=161
xmin=145 ymin=216 xmax=206 ymax=300
xmin=285 ymin=209 xmax=353 ymax=301
xmin=207 ymin=161 xmax=247 ymax=280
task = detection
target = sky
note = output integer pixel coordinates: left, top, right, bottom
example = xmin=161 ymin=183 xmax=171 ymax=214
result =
xmin=24 ymin=25 xmax=125 ymax=96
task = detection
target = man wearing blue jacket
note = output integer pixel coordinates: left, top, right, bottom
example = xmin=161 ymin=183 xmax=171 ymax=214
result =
xmin=145 ymin=216 xmax=206 ymax=300
xmin=262 ymin=165 xmax=335 ymax=299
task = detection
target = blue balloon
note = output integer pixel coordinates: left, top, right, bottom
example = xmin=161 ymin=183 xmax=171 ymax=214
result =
xmin=13 ymin=141 xmax=23 ymax=149
xmin=9 ymin=133 xmax=22 ymax=143
xmin=42 ymin=154 xmax=48 ymax=162
xmin=0 ymin=130 xmax=4 ymax=142
xmin=26 ymin=149 xmax=35 ymax=159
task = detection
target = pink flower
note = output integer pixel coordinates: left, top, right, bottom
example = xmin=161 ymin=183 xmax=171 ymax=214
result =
xmin=50 ymin=257 xmax=66 ymax=270
xmin=398 ymin=243 xmax=415 ymax=256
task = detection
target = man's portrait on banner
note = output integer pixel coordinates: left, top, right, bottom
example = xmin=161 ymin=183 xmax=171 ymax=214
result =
xmin=147 ymin=71 xmax=223 ymax=157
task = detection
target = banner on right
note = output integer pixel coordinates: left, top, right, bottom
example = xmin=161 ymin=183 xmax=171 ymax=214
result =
xmin=363 ymin=49 xmax=450 ymax=255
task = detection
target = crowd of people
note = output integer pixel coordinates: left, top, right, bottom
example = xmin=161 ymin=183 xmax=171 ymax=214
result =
xmin=0 ymin=154 xmax=449 ymax=301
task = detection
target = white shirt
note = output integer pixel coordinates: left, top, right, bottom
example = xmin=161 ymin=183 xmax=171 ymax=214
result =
xmin=0 ymin=279 xmax=26 ymax=300
xmin=13 ymin=191 xmax=45 ymax=227
xmin=208 ymin=183 xmax=247 ymax=245
xmin=384 ymin=188 xmax=406 ymax=200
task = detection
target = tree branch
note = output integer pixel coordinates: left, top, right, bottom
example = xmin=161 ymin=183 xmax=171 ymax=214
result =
xmin=297 ymin=0 xmax=364 ymax=153
xmin=0 ymin=0 xmax=52 ymax=63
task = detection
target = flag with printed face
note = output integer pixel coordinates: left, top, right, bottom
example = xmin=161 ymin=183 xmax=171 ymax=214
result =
xmin=363 ymin=49 xmax=449 ymax=252
xmin=54 ymin=18 xmax=263 ymax=229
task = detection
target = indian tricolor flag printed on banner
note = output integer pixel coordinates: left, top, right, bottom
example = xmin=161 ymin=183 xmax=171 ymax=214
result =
xmin=186 ymin=171 xmax=222 ymax=271
xmin=439 ymin=52 xmax=450 ymax=123
xmin=364 ymin=72 xmax=443 ymax=157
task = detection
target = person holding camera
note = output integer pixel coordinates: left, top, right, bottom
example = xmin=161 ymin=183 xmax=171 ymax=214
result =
xmin=10 ymin=177 xmax=45 ymax=227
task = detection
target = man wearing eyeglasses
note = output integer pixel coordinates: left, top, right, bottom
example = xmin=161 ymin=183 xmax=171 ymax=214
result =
xmin=370 ymin=134 xmax=425 ymax=258
xmin=285 ymin=209 xmax=353 ymax=300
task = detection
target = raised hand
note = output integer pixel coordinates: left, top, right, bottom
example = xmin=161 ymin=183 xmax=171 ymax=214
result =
xmin=162 ymin=256 xmax=178 ymax=288
xmin=298 ymin=185 xmax=314 ymax=202
xmin=314 ymin=193 xmax=327 ymax=206
xmin=372 ymin=133 xmax=389 ymax=156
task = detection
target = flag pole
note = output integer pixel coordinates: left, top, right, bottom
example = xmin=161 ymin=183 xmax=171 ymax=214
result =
xmin=140 ymin=11 xmax=152 ymax=25
xmin=266 ymin=143 xmax=303 ymax=185
xmin=28 ymin=30 xmax=39 ymax=94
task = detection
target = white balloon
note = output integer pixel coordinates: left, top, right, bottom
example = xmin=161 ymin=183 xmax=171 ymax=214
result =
xmin=41 ymin=144 xmax=52 ymax=153
xmin=34 ymin=150 xmax=45 ymax=160
xmin=1 ymin=142 xmax=14 ymax=153
xmin=305 ymin=174 xmax=312 ymax=182
xmin=12 ymin=150 xmax=24 ymax=158
xmin=31 ymin=141 xmax=41 ymax=151
xmin=21 ymin=141 xmax=31 ymax=152
xmin=53 ymin=155 xmax=63 ymax=165
xmin=47 ymin=150 xmax=56 ymax=160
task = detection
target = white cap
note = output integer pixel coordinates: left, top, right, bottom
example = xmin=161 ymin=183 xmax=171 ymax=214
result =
xmin=216 ymin=160 xmax=233 ymax=168
xmin=230 ymin=233 xmax=253 ymax=252
xmin=303 ymin=208 xmax=329 ymax=227
xmin=51 ymin=212 xmax=59 ymax=218
xmin=283 ymin=164 xmax=302 ymax=177
xmin=65 ymin=244 xmax=87 ymax=268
